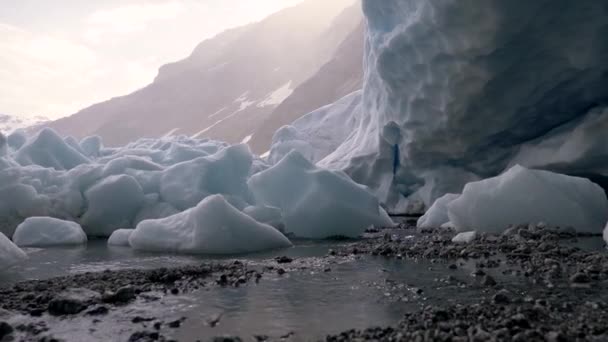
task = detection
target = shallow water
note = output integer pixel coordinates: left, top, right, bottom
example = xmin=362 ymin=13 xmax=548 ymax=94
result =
xmin=0 ymin=239 xmax=342 ymax=286
xmin=3 ymin=231 xmax=606 ymax=341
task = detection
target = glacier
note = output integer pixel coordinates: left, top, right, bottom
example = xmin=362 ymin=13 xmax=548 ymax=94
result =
xmin=269 ymin=0 xmax=608 ymax=213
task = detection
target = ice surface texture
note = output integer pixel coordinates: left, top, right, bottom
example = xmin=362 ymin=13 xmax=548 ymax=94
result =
xmin=270 ymin=0 xmax=608 ymax=211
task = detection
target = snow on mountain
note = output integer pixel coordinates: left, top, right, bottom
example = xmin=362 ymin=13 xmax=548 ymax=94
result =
xmin=43 ymin=0 xmax=362 ymax=147
xmin=269 ymin=0 xmax=608 ymax=212
xmin=0 ymin=114 xmax=49 ymax=135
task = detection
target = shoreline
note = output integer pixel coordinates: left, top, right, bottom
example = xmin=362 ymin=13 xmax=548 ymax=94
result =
xmin=1 ymin=224 xmax=607 ymax=341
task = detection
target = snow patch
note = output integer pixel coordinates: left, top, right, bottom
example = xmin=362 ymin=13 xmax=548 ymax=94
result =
xmin=257 ymin=81 xmax=293 ymax=108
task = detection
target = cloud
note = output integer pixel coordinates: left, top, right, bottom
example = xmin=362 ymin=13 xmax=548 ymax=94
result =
xmin=84 ymin=1 xmax=185 ymax=43
xmin=0 ymin=23 xmax=156 ymax=118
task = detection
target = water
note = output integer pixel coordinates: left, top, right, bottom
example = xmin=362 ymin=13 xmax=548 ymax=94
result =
xmin=4 ymin=232 xmax=606 ymax=341
xmin=1 ymin=237 xmax=455 ymax=341
xmin=0 ymin=239 xmax=342 ymax=286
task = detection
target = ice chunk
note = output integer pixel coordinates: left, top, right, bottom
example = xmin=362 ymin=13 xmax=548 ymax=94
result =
xmin=0 ymin=183 xmax=51 ymax=236
xmin=452 ymin=231 xmax=477 ymax=244
xmin=417 ymin=194 xmax=460 ymax=228
xmin=80 ymin=135 xmax=103 ymax=158
xmin=107 ymin=229 xmax=134 ymax=247
xmin=7 ymin=130 xmax=27 ymax=150
xmin=15 ymin=128 xmax=90 ymax=170
xmin=13 ymin=217 xmax=87 ymax=247
xmin=243 ymin=205 xmax=285 ymax=232
xmin=160 ymin=144 xmax=252 ymax=210
xmin=134 ymin=194 xmax=179 ymax=225
xmin=448 ymin=165 xmax=608 ymax=234
xmin=129 ymin=195 xmax=292 ymax=254
xmin=248 ymin=151 xmax=394 ymax=239
xmin=0 ymin=232 xmax=27 ymax=270
xmin=81 ymin=175 xmax=145 ymax=237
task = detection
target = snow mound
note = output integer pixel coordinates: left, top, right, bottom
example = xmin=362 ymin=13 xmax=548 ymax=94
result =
xmin=13 ymin=217 xmax=87 ymax=247
xmin=129 ymin=195 xmax=292 ymax=254
xmin=448 ymin=165 xmax=608 ymax=234
xmin=107 ymin=229 xmax=134 ymax=247
xmin=249 ymin=151 xmax=394 ymax=239
xmin=0 ymin=233 xmax=27 ymax=270
xmin=417 ymin=194 xmax=460 ymax=228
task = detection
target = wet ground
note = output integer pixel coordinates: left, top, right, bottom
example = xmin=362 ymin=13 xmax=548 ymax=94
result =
xmin=1 ymin=221 xmax=608 ymax=341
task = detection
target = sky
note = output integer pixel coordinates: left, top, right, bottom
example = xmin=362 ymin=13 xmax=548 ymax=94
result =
xmin=0 ymin=0 xmax=304 ymax=119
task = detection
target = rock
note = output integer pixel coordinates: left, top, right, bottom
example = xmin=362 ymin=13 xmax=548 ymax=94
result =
xmin=128 ymin=331 xmax=160 ymax=342
xmin=168 ymin=319 xmax=182 ymax=328
xmin=0 ymin=321 xmax=13 ymax=339
xmin=275 ymin=256 xmax=293 ymax=264
xmin=103 ymin=286 xmax=137 ymax=304
xmin=482 ymin=275 xmax=497 ymax=286
xmin=492 ymin=290 xmax=511 ymax=304
xmin=86 ymin=305 xmax=109 ymax=316
xmin=570 ymin=272 xmax=591 ymax=284
xmin=48 ymin=298 xmax=87 ymax=316
xmin=213 ymin=336 xmax=243 ymax=342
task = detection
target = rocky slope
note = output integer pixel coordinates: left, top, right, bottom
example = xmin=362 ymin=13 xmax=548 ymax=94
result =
xmin=44 ymin=0 xmax=363 ymax=147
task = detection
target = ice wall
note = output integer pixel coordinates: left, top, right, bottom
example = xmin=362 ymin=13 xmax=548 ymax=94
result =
xmin=271 ymin=0 xmax=608 ymax=211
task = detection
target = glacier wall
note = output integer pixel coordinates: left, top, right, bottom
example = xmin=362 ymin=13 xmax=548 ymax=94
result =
xmin=271 ymin=0 xmax=608 ymax=211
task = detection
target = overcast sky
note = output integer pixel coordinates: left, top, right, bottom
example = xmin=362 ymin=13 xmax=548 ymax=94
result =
xmin=0 ymin=0 xmax=304 ymax=119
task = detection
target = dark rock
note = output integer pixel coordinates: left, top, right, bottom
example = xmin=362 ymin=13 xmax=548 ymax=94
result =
xmin=0 ymin=321 xmax=13 ymax=339
xmin=570 ymin=272 xmax=591 ymax=284
xmin=482 ymin=275 xmax=497 ymax=286
xmin=128 ymin=331 xmax=160 ymax=342
xmin=48 ymin=298 xmax=87 ymax=316
xmin=212 ymin=336 xmax=243 ymax=342
xmin=86 ymin=305 xmax=109 ymax=316
xmin=103 ymin=286 xmax=137 ymax=304
xmin=492 ymin=290 xmax=511 ymax=304
xmin=275 ymin=256 xmax=293 ymax=264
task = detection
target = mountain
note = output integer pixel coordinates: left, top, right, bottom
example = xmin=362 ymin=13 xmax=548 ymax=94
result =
xmin=248 ymin=20 xmax=365 ymax=154
xmin=44 ymin=0 xmax=363 ymax=147
xmin=0 ymin=114 xmax=49 ymax=135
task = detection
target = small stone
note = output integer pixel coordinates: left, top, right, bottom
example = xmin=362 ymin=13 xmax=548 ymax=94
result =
xmin=86 ymin=305 xmax=109 ymax=316
xmin=570 ymin=272 xmax=591 ymax=284
xmin=168 ymin=319 xmax=181 ymax=328
xmin=482 ymin=275 xmax=496 ymax=286
xmin=48 ymin=298 xmax=87 ymax=316
xmin=275 ymin=256 xmax=293 ymax=264
xmin=0 ymin=321 xmax=13 ymax=339
xmin=277 ymin=268 xmax=286 ymax=275
xmin=493 ymin=290 xmax=510 ymax=304
xmin=103 ymin=286 xmax=137 ymax=304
